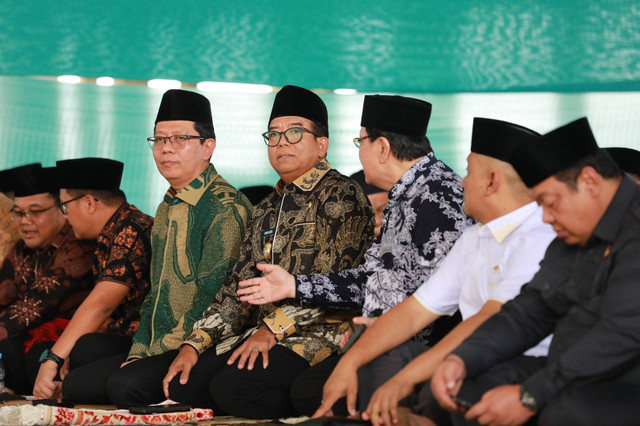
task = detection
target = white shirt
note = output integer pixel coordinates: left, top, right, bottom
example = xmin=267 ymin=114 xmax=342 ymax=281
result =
xmin=413 ymin=202 xmax=555 ymax=357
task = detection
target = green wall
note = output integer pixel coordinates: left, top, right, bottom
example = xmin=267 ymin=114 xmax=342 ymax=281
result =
xmin=1 ymin=76 xmax=639 ymax=215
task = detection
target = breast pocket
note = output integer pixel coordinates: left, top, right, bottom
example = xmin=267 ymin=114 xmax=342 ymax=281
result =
xmin=291 ymin=221 xmax=317 ymax=248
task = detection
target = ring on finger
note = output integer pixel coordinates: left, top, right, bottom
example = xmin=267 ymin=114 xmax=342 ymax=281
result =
xmin=252 ymin=348 xmax=260 ymax=352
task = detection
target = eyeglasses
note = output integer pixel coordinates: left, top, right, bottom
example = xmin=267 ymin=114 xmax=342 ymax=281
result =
xmin=10 ymin=204 xmax=58 ymax=222
xmin=57 ymin=194 xmax=88 ymax=215
xmin=146 ymin=135 xmax=205 ymax=150
xmin=353 ymin=135 xmax=371 ymax=148
xmin=261 ymin=127 xmax=319 ymax=147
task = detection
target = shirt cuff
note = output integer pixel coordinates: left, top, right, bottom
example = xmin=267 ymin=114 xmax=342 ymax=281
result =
xmin=183 ymin=329 xmax=213 ymax=355
xmin=263 ymin=307 xmax=296 ymax=341
xmin=521 ymin=366 xmax=558 ymax=410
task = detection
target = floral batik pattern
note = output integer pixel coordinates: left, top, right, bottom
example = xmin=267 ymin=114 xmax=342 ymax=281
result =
xmin=296 ymin=153 xmax=473 ymax=344
xmin=0 ymin=223 xmax=95 ymax=339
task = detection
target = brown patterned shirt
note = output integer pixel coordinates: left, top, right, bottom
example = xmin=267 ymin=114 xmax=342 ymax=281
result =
xmin=0 ymin=223 xmax=96 ymax=340
xmin=95 ymin=203 xmax=153 ymax=337
xmin=185 ymin=160 xmax=375 ymax=365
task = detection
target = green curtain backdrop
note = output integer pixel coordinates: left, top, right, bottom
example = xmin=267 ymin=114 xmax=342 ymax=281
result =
xmin=1 ymin=76 xmax=639 ymax=215
xmin=1 ymin=1 xmax=639 ymax=92
xmin=0 ymin=1 xmax=638 ymax=214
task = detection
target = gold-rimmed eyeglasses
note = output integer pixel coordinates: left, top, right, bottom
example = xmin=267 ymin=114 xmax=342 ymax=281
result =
xmin=353 ymin=135 xmax=371 ymax=148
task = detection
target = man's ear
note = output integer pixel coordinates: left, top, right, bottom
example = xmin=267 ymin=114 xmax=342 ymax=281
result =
xmin=85 ymin=194 xmax=98 ymax=214
xmin=578 ymin=165 xmax=603 ymax=197
xmin=377 ymin=137 xmax=392 ymax=163
xmin=485 ymin=171 xmax=501 ymax=195
xmin=203 ymin=138 xmax=216 ymax=161
xmin=317 ymin=136 xmax=329 ymax=158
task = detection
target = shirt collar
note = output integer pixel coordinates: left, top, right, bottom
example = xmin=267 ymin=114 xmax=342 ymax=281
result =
xmin=389 ymin=153 xmax=434 ymax=201
xmin=164 ymin=164 xmax=219 ymax=206
xmin=276 ymin=159 xmax=331 ymax=195
xmin=479 ymin=201 xmax=539 ymax=244
xmin=591 ymin=175 xmax=639 ymax=244
xmin=50 ymin=222 xmax=76 ymax=249
xmin=99 ymin=202 xmax=129 ymax=237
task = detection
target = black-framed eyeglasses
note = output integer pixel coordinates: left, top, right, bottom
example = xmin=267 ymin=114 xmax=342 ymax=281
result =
xmin=146 ymin=135 xmax=205 ymax=150
xmin=261 ymin=127 xmax=319 ymax=147
xmin=10 ymin=204 xmax=58 ymax=222
xmin=353 ymin=135 xmax=371 ymax=148
xmin=58 ymin=194 xmax=98 ymax=215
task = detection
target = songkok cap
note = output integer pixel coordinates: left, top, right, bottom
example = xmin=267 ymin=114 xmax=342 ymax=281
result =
xmin=268 ymin=85 xmax=328 ymax=136
xmin=155 ymin=89 xmax=214 ymax=127
xmin=13 ymin=164 xmax=59 ymax=197
xmin=350 ymin=170 xmax=385 ymax=196
xmin=240 ymin=185 xmax=273 ymax=206
xmin=511 ymin=117 xmax=600 ymax=188
xmin=604 ymin=147 xmax=640 ymax=177
xmin=470 ymin=118 xmax=539 ymax=163
xmin=0 ymin=167 xmax=18 ymax=193
xmin=56 ymin=158 xmax=123 ymax=191
xmin=361 ymin=95 xmax=432 ymax=138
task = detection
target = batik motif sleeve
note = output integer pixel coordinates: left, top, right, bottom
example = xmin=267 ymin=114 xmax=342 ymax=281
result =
xmin=0 ymin=240 xmax=94 ymax=340
xmin=182 ymin=227 xmax=260 ymax=355
xmin=182 ymin=200 xmax=253 ymax=342
xmin=294 ymin=261 xmax=371 ymax=310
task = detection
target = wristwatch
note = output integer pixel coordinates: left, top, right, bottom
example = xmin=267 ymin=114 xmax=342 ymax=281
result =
xmin=39 ymin=348 xmax=64 ymax=369
xmin=520 ymin=387 xmax=538 ymax=412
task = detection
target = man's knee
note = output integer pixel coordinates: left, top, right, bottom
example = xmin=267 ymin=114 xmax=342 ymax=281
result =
xmin=107 ymin=367 xmax=137 ymax=408
xmin=61 ymin=369 xmax=84 ymax=402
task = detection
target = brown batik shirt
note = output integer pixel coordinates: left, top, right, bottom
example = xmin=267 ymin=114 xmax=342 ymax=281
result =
xmin=185 ymin=159 xmax=375 ymax=366
xmin=95 ymin=202 xmax=153 ymax=337
xmin=0 ymin=223 xmax=95 ymax=340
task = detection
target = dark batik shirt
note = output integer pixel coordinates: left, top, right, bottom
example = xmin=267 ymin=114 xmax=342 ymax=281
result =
xmin=0 ymin=223 xmax=95 ymax=340
xmin=454 ymin=176 xmax=640 ymax=410
xmin=95 ymin=202 xmax=153 ymax=337
xmin=295 ymin=153 xmax=472 ymax=344
xmin=185 ymin=159 xmax=375 ymax=366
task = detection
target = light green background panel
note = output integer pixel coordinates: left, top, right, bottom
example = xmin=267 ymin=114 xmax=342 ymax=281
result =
xmin=0 ymin=77 xmax=158 ymax=213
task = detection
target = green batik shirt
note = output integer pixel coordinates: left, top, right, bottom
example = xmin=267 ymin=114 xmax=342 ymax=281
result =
xmin=184 ymin=159 xmax=375 ymax=366
xmin=127 ymin=164 xmax=252 ymax=360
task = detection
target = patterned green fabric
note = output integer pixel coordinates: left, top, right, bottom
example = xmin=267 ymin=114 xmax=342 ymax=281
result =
xmin=185 ymin=159 xmax=375 ymax=365
xmin=127 ymin=164 xmax=252 ymax=359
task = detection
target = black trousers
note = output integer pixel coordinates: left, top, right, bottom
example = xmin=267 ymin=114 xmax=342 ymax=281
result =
xmin=290 ymin=341 xmax=429 ymax=416
xmin=0 ymin=334 xmax=48 ymax=395
xmin=107 ymin=350 xmax=180 ymax=409
xmin=108 ymin=344 xmax=310 ymax=419
xmin=432 ymin=354 xmax=640 ymax=426
xmin=60 ymin=333 xmax=132 ymax=404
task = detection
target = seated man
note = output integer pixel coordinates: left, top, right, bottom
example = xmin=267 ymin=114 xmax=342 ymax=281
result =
xmin=0 ymin=168 xmax=20 ymax=264
xmin=349 ymin=170 xmax=388 ymax=237
xmin=353 ymin=118 xmax=556 ymax=426
xmin=0 ymin=164 xmax=95 ymax=394
xmin=31 ymin=158 xmax=153 ymax=404
xmin=105 ymin=89 xmax=253 ymax=407
xmin=239 ymin=185 xmax=273 ymax=207
xmin=604 ymin=147 xmax=640 ymax=184
xmin=141 ymin=85 xmax=377 ymax=420
xmin=237 ymin=95 xmax=471 ymax=415
xmin=431 ymin=118 xmax=640 ymax=425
